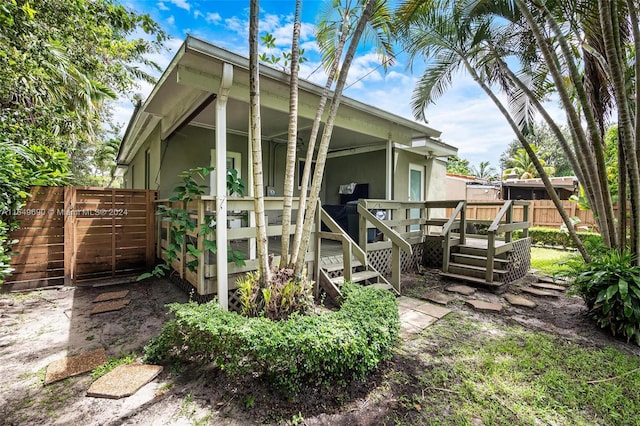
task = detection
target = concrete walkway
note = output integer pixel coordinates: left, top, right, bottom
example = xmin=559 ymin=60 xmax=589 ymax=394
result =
xmin=398 ymin=296 xmax=451 ymax=337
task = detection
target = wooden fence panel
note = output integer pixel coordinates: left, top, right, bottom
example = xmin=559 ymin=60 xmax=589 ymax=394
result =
xmin=4 ymin=186 xmax=156 ymax=291
xmin=445 ymin=199 xmax=612 ymax=230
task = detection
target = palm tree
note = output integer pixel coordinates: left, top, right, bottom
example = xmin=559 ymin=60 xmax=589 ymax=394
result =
xmin=394 ymin=0 xmax=591 ymax=260
xmin=503 ymin=147 xmax=555 ymax=179
xmin=249 ymin=0 xmax=270 ymax=282
xmin=471 ymin=161 xmax=498 ymax=181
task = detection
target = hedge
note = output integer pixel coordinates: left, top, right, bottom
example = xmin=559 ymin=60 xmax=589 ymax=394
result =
xmin=144 ymin=284 xmax=400 ymax=395
xmin=514 ymin=227 xmax=602 ymax=249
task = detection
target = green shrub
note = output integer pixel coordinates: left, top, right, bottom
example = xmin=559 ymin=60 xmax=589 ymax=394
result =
xmin=514 ymin=227 xmax=602 ymax=249
xmin=144 ymin=284 xmax=399 ymax=394
xmin=235 ymin=268 xmax=314 ymax=320
xmin=570 ymin=250 xmax=640 ymax=345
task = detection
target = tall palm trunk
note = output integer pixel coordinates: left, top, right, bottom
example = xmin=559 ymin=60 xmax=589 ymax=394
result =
xmin=294 ymin=0 xmax=377 ymax=274
xmin=280 ymin=0 xmax=302 ymax=265
xmin=289 ymin=17 xmax=350 ymax=268
xmin=515 ymin=0 xmax=613 ymax=249
xmin=462 ymin=56 xmax=591 ymax=261
xmin=598 ymin=0 xmax=640 ymax=260
xmin=249 ymin=0 xmax=271 ymax=282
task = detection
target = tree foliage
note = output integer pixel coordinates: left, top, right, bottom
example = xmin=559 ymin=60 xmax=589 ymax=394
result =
xmin=0 ymin=0 xmax=166 ymax=283
xmin=0 ymin=0 xmax=166 ymax=182
xmin=446 ymin=155 xmax=472 ymax=175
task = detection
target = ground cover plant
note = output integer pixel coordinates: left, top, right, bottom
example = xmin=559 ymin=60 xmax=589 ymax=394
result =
xmin=391 ymin=313 xmax=640 ymax=425
xmin=530 ymin=247 xmax=575 ymax=276
xmin=144 ymin=283 xmax=399 ymax=395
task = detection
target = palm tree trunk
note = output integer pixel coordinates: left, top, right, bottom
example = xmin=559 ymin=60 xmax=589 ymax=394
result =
xmin=280 ymin=0 xmax=302 ymax=265
xmin=289 ymin=14 xmax=350 ymax=268
xmin=249 ymin=0 xmax=271 ymax=282
xmin=462 ymin=57 xmax=591 ymax=262
xmin=534 ymin=0 xmax=618 ymax=247
xmin=598 ymin=0 xmax=640 ymax=260
xmin=516 ymin=0 xmax=612 ymax=249
xmin=294 ymin=0 xmax=377 ymax=274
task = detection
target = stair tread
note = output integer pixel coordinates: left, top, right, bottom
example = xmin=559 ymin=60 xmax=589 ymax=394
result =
xmin=439 ymin=272 xmax=503 ymax=287
xmin=449 ymin=262 xmax=508 ymax=274
xmin=451 ymin=253 xmax=509 ymax=263
xmin=331 ymin=270 xmax=380 ymax=285
xmin=367 ymin=283 xmax=396 ymax=291
xmin=322 ymin=260 xmax=363 ymax=273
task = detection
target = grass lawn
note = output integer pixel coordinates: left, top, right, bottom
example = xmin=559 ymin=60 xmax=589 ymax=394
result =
xmin=390 ymin=313 xmax=640 ymax=425
xmin=530 ymin=246 xmax=578 ymax=276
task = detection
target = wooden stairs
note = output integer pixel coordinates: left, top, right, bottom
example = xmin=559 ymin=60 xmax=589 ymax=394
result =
xmin=318 ymin=255 xmax=397 ymax=301
xmin=440 ymin=243 xmax=511 ymax=287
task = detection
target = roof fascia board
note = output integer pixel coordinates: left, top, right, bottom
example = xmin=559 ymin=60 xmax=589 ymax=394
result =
xmin=184 ymin=36 xmax=445 ymax=141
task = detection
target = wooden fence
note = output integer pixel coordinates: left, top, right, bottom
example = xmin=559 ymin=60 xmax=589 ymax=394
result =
xmin=4 ymin=186 xmax=156 ymax=291
xmin=449 ymin=199 xmax=626 ymax=230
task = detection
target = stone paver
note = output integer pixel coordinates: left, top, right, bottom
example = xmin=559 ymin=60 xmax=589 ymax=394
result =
xmin=93 ymin=290 xmax=130 ymax=303
xmin=522 ymin=287 xmax=562 ymax=298
xmin=538 ymin=276 xmax=569 ymax=285
xmin=90 ymin=299 xmax=131 ymax=315
xmin=414 ymin=302 xmax=451 ymax=319
xmin=446 ymin=284 xmax=476 ymax=296
xmin=45 ymin=348 xmax=106 ymax=385
xmin=397 ymin=296 xmax=426 ymax=309
xmin=424 ymin=290 xmax=455 ymax=305
xmin=504 ymin=293 xmax=537 ymax=308
xmin=466 ymin=299 xmax=503 ymax=312
xmin=400 ymin=309 xmax=438 ymax=329
xmin=87 ymin=364 xmax=163 ymax=399
xmin=531 ymin=282 xmax=566 ymax=291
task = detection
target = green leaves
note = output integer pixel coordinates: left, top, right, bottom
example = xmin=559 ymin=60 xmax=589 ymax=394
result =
xmin=571 ymin=249 xmax=640 ymax=344
xmin=144 ymin=284 xmax=399 ymax=395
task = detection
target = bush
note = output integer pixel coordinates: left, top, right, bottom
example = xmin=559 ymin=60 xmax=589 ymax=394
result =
xmin=514 ymin=227 xmax=602 ymax=249
xmin=235 ymin=268 xmax=314 ymax=320
xmin=144 ymin=284 xmax=399 ymax=395
xmin=570 ymin=250 xmax=640 ymax=345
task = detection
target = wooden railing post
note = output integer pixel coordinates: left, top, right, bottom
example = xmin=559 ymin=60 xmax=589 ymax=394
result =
xmin=486 ymin=231 xmax=495 ymax=283
xmin=459 ymin=202 xmax=466 ymax=245
xmin=342 ymin=238 xmax=352 ymax=283
xmin=505 ymin=202 xmax=513 ymax=243
xmin=523 ymin=203 xmax=530 ymax=238
xmin=392 ymin=244 xmax=401 ymax=293
xmin=197 ymin=199 xmax=205 ymax=295
xmin=63 ymin=186 xmax=75 ymax=285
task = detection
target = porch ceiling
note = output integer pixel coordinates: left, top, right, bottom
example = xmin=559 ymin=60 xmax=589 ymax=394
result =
xmin=119 ymin=36 xmax=457 ymax=165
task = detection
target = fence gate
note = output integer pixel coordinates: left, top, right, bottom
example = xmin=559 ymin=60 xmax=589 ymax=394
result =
xmin=5 ymin=187 xmax=156 ymax=291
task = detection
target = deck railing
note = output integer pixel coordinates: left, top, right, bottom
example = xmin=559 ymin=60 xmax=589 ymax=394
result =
xmin=484 ymin=200 xmax=530 ymax=282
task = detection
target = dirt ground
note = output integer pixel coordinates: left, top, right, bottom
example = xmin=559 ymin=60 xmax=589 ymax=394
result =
xmin=1 ymin=272 xmax=639 ymax=425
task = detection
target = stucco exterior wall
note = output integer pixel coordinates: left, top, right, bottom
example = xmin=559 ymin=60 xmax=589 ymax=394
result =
xmin=124 ymin=123 xmax=161 ymax=190
xmin=323 ymin=150 xmax=386 ymax=205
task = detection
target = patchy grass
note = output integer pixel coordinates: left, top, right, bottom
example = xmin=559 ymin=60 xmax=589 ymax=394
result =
xmin=530 ymin=247 xmax=577 ymax=276
xmin=90 ymin=354 xmax=136 ymax=380
xmin=385 ymin=313 xmax=640 ymax=425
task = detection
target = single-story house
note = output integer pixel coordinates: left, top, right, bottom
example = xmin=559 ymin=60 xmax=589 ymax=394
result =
xmin=446 ymin=174 xmax=501 ymax=200
xmin=116 ymin=36 xmax=458 ymax=305
xmin=501 ymin=176 xmax=578 ymax=200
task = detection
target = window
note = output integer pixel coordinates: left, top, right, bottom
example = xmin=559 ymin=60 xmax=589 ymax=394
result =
xmin=210 ymin=150 xmax=242 ymax=195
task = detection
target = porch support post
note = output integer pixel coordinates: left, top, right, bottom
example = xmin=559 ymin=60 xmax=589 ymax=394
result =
xmin=386 ymin=139 xmax=392 ymax=200
xmin=215 ymin=62 xmax=233 ymax=310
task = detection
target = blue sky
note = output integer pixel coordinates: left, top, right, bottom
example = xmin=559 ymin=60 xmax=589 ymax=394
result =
xmin=116 ymin=0 xmax=563 ymax=171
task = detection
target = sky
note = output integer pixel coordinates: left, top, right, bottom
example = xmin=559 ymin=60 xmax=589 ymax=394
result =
xmin=116 ymin=0 xmax=564 ymax=171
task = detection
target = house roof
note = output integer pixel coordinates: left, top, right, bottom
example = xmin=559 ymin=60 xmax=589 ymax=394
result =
xmin=501 ymin=176 xmax=577 ymax=190
xmin=117 ymin=36 xmax=457 ymax=165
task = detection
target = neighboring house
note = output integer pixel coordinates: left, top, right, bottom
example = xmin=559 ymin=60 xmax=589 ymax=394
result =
xmin=446 ymin=174 xmax=500 ymax=201
xmin=116 ymin=36 xmax=457 ymax=303
xmin=501 ymin=176 xmax=578 ymax=201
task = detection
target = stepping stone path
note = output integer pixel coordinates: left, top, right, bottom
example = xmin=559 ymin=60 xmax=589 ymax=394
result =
xmin=531 ymin=282 xmax=567 ymax=292
xmin=424 ymin=290 xmax=455 ymax=305
xmin=45 ymin=348 xmax=106 ymax=385
xmin=522 ymin=287 xmax=563 ymax=298
xmin=504 ymin=293 xmax=537 ymax=308
xmin=92 ymin=290 xmax=130 ymax=303
xmin=87 ymin=364 xmax=163 ymax=399
xmin=398 ymin=296 xmax=451 ymax=337
xmin=466 ymin=299 xmax=503 ymax=312
xmin=90 ymin=299 xmax=131 ymax=315
xmin=446 ymin=284 xmax=476 ymax=296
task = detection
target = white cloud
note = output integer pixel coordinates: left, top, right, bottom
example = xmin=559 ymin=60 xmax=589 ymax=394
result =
xmin=168 ymin=0 xmax=190 ymax=12
xmin=156 ymin=2 xmax=169 ymax=11
xmin=166 ymin=15 xmax=175 ymax=26
xmin=193 ymin=10 xmax=202 ymax=19
xmin=205 ymin=12 xmax=221 ymax=24
xmin=225 ymin=16 xmax=247 ymax=35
